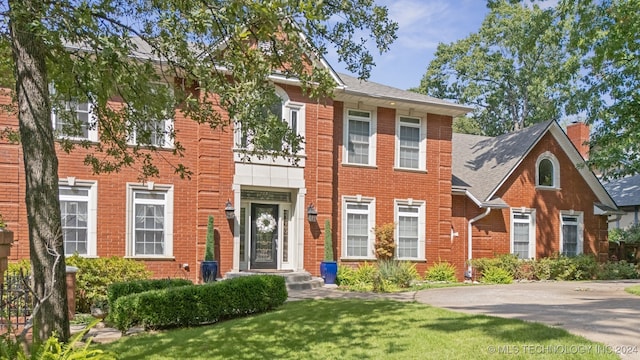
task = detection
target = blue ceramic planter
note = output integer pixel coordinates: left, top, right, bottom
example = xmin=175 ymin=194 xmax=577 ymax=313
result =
xmin=320 ymin=261 xmax=337 ymax=284
xmin=201 ymin=261 xmax=218 ymax=283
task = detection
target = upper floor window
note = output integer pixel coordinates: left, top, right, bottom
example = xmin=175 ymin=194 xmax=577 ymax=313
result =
xmin=59 ymin=179 xmax=97 ymax=257
xmin=128 ymin=83 xmax=175 ymax=149
xmin=536 ymin=152 xmax=560 ymax=189
xmin=52 ymin=99 xmax=98 ymax=142
xmin=396 ymin=115 xmax=426 ymax=170
xmin=344 ymin=108 xmax=377 ymax=166
xmin=235 ymin=86 xmax=305 ymax=155
xmin=395 ymin=200 xmax=426 ymax=260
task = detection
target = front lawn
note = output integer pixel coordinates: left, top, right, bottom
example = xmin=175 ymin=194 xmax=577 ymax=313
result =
xmin=626 ymin=285 xmax=640 ymax=296
xmin=98 ymin=299 xmax=616 ymax=359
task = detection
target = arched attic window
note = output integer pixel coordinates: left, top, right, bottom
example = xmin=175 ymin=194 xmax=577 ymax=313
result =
xmin=536 ymin=152 xmax=560 ymax=189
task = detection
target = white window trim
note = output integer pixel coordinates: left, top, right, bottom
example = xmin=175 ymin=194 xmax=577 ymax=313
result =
xmin=395 ymin=114 xmax=426 ymax=171
xmin=536 ymin=151 xmax=560 ymax=189
xmin=58 ymin=179 xmax=98 ymax=257
xmin=233 ymin=86 xmax=306 ymax=165
xmin=51 ymin=100 xmax=99 ymax=142
xmin=128 ymin=118 xmax=175 ymax=149
xmin=394 ymin=199 xmax=426 ymax=260
xmin=125 ymin=183 xmax=174 ymax=258
xmin=510 ymin=208 xmax=536 ymax=259
xmin=341 ymin=195 xmax=376 ymax=260
xmin=342 ymin=105 xmax=377 ymax=167
xmin=560 ymin=211 xmax=584 ymax=256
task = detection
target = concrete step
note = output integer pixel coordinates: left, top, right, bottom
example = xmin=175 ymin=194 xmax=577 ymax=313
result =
xmin=224 ymin=271 xmax=326 ymax=291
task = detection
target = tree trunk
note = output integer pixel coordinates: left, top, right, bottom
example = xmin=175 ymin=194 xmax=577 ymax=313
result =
xmin=8 ymin=0 xmax=70 ymax=343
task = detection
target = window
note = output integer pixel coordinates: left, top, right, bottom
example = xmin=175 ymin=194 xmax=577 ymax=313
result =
xmin=52 ymin=100 xmax=98 ymax=141
xmin=128 ymin=83 xmax=175 ymax=148
xmin=395 ymin=200 xmax=425 ymax=260
xmin=396 ymin=116 xmax=426 ymax=170
xmin=342 ymin=197 xmax=375 ymax=259
xmin=130 ymin=118 xmax=173 ymax=148
xmin=59 ymin=180 xmax=97 ymax=257
xmin=536 ymin=152 xmax=560 ymax=188
xmin=510 ymin=209 xmax=536 ymax=259
xmin=344 ymin=108 xmax=376 ymax=166
xmin=561 ymin=212 xmax=583 ymax=257
xmin=127 ymin=184 xmax=174 ymax=257
xmin=235 ymin=86 xmax=305 ymax=154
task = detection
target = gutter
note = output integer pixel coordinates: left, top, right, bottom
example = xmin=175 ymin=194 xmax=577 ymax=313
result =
xmin=466 ymin=207 xmax=492 ymax=277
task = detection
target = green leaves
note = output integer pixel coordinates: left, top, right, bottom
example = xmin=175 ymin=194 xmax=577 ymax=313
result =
xmin=418 ymin=1 xmax=579 ymax=136
xmin=3 ymin=0 xmax=397 ymax=179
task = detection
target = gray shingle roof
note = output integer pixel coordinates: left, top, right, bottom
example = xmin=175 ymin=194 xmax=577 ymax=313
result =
xmin=604 ymin=175 xmax=640 ymax=207
xmin=336 ymin=72 xmax=472 ymax=112
xmin=452 ymin=120 xmax=554 ymax=204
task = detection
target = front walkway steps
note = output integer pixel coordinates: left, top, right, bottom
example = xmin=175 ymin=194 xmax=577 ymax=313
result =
xmin=225 ymin=270 xmax=324 ymax=291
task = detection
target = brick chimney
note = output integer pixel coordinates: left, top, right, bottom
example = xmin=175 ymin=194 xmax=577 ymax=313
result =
xmin=566 ymin=121 xmax=590 ymax=160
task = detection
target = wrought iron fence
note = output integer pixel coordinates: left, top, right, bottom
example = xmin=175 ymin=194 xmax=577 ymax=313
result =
xmin=0 ymin=271 xmax=33 ymax=331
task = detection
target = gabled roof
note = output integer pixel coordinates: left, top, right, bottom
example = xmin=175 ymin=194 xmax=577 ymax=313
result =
xmin=452 ymin=120 xmax=618 ymax=211
xmin=334 ymin=73 xmax=472 ymax=117
xmin=604 ymin=175 xmax=640 ymax=207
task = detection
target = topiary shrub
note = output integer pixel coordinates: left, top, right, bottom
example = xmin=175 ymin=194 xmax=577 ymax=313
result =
xmin=481 ymin=266 xmax=513 ymax=284
xmin=66 ymin=254 xmax=151 ymax=313
xmin=109 ymin=275 xmax=287 ymax=332
xmin=425 ymin=261 xmax=458 ymax=282
xmin=107 ymin=278 xmax=193 ymax=306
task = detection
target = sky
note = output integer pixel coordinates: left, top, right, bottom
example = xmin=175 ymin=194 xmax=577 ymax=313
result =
xmin=324 ymin=0 xmax=491 ymax=90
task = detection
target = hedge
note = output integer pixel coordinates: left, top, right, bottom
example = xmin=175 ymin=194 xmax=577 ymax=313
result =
xmin=109 ymin=275 xmax=287 ymax=332
xmin=107 ymin=278 xmax=193 ymax=306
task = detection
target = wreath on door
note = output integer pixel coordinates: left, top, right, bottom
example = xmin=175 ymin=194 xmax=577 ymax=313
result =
xmin=256 ymin=213 xmax=276 ymax=233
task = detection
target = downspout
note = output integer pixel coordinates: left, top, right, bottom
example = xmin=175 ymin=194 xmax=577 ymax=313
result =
xmin=466 ymin=207 xmax=492 ymax=277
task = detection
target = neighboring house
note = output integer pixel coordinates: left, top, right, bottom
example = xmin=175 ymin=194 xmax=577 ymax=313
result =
xmin=604 ymin=175 xmax=640 ymax=230
xmin=450 ymin=121 xmax=620 ymax=278
xmin=0 ymin=45 xmax=620 ymax=281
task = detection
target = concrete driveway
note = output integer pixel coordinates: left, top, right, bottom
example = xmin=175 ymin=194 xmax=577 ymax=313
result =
xmin=414 ymin=280 xmax=640 ymax=359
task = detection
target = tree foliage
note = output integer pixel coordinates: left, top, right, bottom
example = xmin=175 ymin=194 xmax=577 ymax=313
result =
xmin=0 ymin=0 xmax=397 ymax=343
xmin=418 ymin=0 xmax=580 ymax=136
xmin=561 ymin=0 xmax=640 ymax=179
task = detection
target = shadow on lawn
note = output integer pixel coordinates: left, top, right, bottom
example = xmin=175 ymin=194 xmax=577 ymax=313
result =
xmin=100 ymin=299 xmax=593 ymax=359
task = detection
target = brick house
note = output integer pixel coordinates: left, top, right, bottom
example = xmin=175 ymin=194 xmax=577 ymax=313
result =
xmin=450 ymin=120 xmax=620 ymax=278
xmin=0 ymin=63 xmax=619 ymax=281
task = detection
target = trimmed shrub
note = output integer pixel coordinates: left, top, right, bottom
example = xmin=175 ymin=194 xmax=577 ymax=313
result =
xmin=107 ymin=278 xmax=193 ymax=306
xmin=109 ymin=275 xmax=287 ymax=332
xmin=66 ymin=254 xmax=151 ymax=313
xmin=481 ymin=266 xmax=513 ymax=284
xmin=597 ymin=261 xmax=639 ymax=280
xmin=425 ymin=261 xmax=458 ymax=282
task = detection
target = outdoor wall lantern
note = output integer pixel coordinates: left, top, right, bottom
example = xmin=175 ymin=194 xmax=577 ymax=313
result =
xmin=307 ymin=203 xmax=318 ymax=223
xmin=225 ymin=199 xmax=235 ymax=220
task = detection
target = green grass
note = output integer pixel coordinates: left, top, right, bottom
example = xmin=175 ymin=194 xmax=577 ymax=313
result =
xmin=625 ymin=285 xmax=640 ymax=296
xmin=98 ymin=300 xmax=617 ymax=359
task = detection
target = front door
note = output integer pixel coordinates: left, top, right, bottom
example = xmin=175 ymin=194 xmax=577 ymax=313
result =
xmin=250 ymin=203 xmax=278 ymax=269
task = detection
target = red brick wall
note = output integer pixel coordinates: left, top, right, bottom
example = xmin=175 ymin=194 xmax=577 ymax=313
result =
xmin=333 ymin=103 xmax=454 ymax=276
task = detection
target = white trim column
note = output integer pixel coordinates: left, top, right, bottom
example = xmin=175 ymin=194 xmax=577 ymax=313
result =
xmin=231 ymin=184 xmax=241 ymax=272
xmin=296 ymin=188 xmax=307 ymax=271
